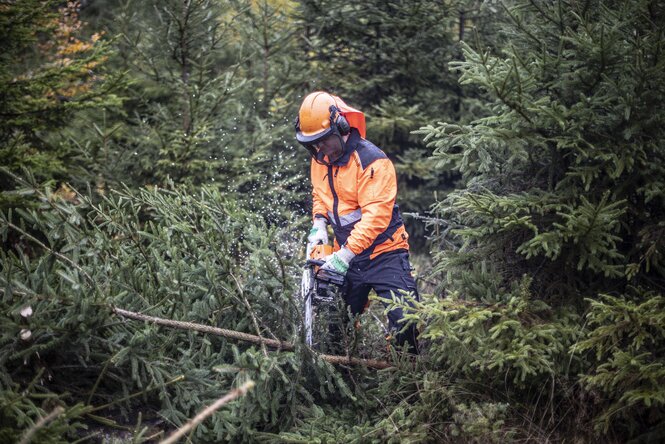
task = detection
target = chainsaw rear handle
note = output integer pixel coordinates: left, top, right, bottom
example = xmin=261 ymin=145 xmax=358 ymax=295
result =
xmin=306 ymin=259 xmax=325 ymax=267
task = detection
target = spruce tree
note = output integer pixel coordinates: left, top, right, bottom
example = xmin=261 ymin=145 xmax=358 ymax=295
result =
xmin=97 ymin=0 xmax=309 ymax=220
xmin=223 ymin=0 xmax=313 ymax=218
xmin=0 ymin=1 xmax=122 ymax=205
xmin=416 ymin=0 xmax=665 ymax=439
xmin=107 ymin=0 xmax=245 ymax=185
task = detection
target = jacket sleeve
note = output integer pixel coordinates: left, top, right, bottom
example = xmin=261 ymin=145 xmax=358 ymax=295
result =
xmin=344 ymin=158 xmax=396 ymax=255
xmin=311 ymin=159 xmax=328 ymax=222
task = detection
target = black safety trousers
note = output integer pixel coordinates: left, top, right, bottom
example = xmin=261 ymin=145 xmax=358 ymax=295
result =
xmin=343 ymin=249 xmax=419 ymax=353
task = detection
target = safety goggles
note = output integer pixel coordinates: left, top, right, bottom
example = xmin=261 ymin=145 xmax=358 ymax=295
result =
xmin=308 ymin=134 xmax=337 ymax=151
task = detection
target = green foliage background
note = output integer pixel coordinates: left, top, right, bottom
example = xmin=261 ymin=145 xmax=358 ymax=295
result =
xmin=1 ymin=0 xmax=664 ymax=442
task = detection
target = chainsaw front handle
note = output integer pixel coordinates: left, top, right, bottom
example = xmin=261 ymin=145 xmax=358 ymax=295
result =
xmin=306 ymin=259 xmax=325 ymax=267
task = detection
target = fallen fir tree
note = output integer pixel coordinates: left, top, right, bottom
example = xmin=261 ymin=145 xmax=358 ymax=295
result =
xmin=1 ymin=175 xmax=402 ymax=443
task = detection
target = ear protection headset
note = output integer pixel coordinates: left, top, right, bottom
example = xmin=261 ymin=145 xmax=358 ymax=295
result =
xmin=328 ymin=105 xmax=350 ymax=136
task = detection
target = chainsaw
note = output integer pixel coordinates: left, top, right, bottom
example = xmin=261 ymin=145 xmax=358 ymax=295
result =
xmin=301 ymin=243 xmax=346 ymax=348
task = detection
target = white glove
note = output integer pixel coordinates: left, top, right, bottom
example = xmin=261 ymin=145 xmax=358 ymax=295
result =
xmin=321 ymin=246 xmax=355 ymax=276
xmin=307 ymin=218 xmax=329 ymax=248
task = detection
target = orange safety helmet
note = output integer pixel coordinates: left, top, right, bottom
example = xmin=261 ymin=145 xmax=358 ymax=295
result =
xmin=295 ymin=91 xmax=366 ymax=146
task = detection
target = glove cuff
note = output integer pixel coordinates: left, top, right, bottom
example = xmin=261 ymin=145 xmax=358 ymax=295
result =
xmin=337 ymin=246 xmax=356 ymax=264
xmin=312 ymin=218 xmax=328 ymax=231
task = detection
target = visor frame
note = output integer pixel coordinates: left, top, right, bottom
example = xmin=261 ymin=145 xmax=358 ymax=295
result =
xmin=296 ymin=125 xmax=334 ymax=146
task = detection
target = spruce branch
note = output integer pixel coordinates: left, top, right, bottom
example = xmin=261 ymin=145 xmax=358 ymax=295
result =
xmin=88 ymin=375 xmax=185 ymax=414
xmin=4 ymin=221 xmax=95 ymax=287
xmin=230 ymin=271 xmax=269 ymax=357
xmin=402 ymin=212 xmax=455 ymax=226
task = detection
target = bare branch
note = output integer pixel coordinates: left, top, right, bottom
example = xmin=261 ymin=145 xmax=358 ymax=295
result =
xmin=159 ymin=380 xmax=255 ymax=444
xmin=18 ymin=406 xmax=65 ymax=444
xmin=113 ymin=307 xmax=392 ymax=370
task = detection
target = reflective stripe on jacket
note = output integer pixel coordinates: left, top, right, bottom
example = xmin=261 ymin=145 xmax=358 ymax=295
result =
xmin=311 ymin=128 xmax=409 ymax=260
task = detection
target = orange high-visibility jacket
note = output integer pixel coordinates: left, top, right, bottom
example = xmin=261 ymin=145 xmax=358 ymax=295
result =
xmin=311 ymin=129 xmax=409 ymax=260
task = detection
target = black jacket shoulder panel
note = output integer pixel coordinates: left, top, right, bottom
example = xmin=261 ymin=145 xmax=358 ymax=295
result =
xmin=355 ymin=139 xmax=387 ymax=170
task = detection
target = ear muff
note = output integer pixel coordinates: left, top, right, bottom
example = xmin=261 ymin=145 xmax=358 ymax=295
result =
xmin=329 ymin=105 xmax=350 ymax=136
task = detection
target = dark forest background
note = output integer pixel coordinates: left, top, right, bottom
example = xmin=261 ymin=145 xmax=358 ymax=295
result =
xmin=2 ymin=1 xmax=665 ymax=442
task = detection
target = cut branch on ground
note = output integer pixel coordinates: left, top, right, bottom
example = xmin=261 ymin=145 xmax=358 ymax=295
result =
xmin=112 ymin=307 xmax=393 ymax=370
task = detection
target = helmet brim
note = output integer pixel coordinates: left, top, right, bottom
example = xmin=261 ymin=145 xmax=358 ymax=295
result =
xmin=296 ymin=126 xmax=333 ymax=145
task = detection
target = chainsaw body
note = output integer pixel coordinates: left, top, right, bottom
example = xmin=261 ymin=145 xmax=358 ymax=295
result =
xmin=301 ymin=243 xmax=346 ymax=347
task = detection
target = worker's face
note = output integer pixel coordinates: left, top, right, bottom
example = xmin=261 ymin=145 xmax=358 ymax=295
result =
xmin=313 ymin=134 xmax=344 ymax=162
